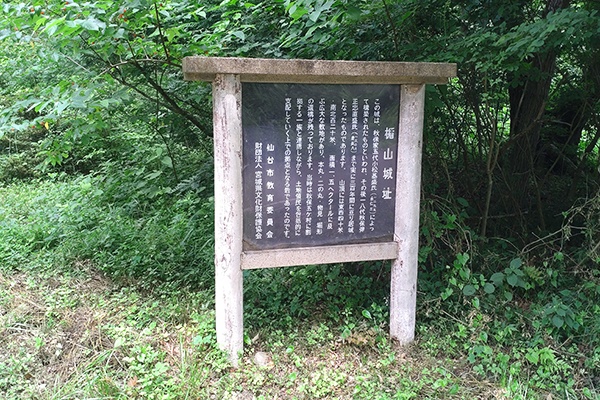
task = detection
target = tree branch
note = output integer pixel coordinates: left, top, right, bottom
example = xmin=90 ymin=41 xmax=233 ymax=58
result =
xmin=154 ymin=2 xmax=171 ymax=64
xmin=130 ymin=61 xmax=210 ymax=135
xmin=80 ymin=37 xmax=208 ymax=136
xmin=381 ymin=0 xmax=400 ymax=59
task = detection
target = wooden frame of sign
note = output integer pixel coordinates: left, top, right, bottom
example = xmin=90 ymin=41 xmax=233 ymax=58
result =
xmin=183 ymin=57 xmax=457 ymax=366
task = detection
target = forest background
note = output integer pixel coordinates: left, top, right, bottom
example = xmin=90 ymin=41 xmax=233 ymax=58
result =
xmin=1 ymin=0 xmax=600 ymax=398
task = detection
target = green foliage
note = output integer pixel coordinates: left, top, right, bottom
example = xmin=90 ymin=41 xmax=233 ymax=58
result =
xmin=244 ymin=259 xmax=391 ymax=331
xmin=123 ymin=344 xmax=178 ymax=399
xmin=1 ymin=0 xmax=600 ymax=398
xmin=0 ymin=0 xmax=217 ymax=170
xmin=0 ymin=166 xmax=215 ymax=287
xmin=2 ymin=165 xmax=600 ymax=398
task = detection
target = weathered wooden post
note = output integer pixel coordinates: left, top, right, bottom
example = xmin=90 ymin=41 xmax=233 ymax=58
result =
xmin=212 ymin=74 xmax=244 ymax=365
xmin=183 ymin=58 xmax=456 ymax=365
xmin=390 ymin=85 xmax=425 ymax=343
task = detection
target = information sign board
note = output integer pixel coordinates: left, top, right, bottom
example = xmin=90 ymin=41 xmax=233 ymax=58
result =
xmin=182 ymin=56 xmax=456 ymax=366
xmin=242 ymin=83 xmax=400 ymax=250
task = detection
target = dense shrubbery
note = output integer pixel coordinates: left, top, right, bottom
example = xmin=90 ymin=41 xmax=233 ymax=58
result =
xmin=0 ymin=122 xmax=216 ymax=288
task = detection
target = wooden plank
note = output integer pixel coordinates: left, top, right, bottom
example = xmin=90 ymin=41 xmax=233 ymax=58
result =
xmin=389 ymin=85 xmax=425 ymax=344
xmin=183 ymin=57 xmax=457 ymax=85
xmin=241 ymin=242 xmax=398 ymax=270
xmin=213 ymin=73 xmax=244 ymax=367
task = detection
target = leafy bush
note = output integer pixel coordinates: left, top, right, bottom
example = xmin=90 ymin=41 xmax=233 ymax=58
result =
xmin=244 ymin=261 xmax=390 ymax=331
xmin=0 ymin=159 xmax=216 ymax=288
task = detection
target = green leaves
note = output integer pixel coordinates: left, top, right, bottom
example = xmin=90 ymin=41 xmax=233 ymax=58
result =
xmin=161 ymin=156 xmax=173 ymax=169
xmin=490 ymin=272 xmax=505 ymax=286
xmin=488 ymin=258 xmax=527 ymax=293
xmin=541 ymin=296 xmax=581 ymax=335
xmin=506 ymin=273 xmax=519 ymax=287
xmin=79 ymin=18 xmax=106 ymax=32
xmin=483 ymin=283 xmax=495 ymax=294
xmin=442 ymin=254 xmax=538 ymax=302
xmin=0 ymin=0 xmax=222 ymax=168
xmin=231 ymin=30 xmax=245 ymax=41
xmin=486 ymin=7 xmax=600 ymax=79
xmin=462 ymin=285 xmax=476 ymax=296
xmin=287 ymin=2 xmax=308 ymax=20
xmin=505 ymin=258 xmax=527 ymax=289
xmin=344 ymin=5 xmax=361 ymax=21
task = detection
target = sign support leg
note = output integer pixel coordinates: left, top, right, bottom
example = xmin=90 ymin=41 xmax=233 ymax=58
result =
xmin=390 ymin=84 xmax=425 ymax=344
xmin=213 ymin=73 xmax=244 ymax=366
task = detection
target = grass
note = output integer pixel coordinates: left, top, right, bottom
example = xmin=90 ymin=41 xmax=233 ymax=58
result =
xmin=1 ymin=265 xmax=512 ymax=400
xmin=1 ymin=177 xmax=599 ymax=399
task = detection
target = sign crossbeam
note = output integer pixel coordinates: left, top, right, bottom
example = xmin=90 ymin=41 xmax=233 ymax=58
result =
xmin=184 ymin=57 xmax=456 ymax=85
xmin=183 ymin=57 xmax=457 ymax=366
xmin=241 ymin=242 xmax=398 ymax=270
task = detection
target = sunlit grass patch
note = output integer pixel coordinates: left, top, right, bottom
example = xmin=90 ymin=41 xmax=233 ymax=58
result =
xmin=0 ymin=264 xmax=225 ymax=400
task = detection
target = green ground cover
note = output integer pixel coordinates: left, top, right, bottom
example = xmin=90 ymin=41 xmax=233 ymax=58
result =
xmin=1 ymin=1 xmax=600 ymax=397
xmin=1 ymin=177 xmax=599 ymax=399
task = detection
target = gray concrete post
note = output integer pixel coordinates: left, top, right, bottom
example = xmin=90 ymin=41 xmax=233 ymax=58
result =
xmin=390 ymin=84 xmax=426 ymax=344
xmin=213 ymin=74 xmax=244 ymax=366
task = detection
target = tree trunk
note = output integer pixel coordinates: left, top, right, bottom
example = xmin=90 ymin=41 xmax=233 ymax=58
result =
xmin=505 ymin=0 xmax=570 ymax=228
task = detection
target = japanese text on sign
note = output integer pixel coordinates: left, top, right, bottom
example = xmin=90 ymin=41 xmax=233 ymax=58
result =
xmin=243 ymin=83 xmax=399 ymax=250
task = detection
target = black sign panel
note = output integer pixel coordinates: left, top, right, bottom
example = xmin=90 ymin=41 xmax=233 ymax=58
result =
xmin=242 ymin=83 xmax=400 ymax=250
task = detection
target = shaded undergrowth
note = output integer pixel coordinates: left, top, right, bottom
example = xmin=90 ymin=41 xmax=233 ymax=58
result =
xmin=1 ymin=175 xmax=600 ymax=399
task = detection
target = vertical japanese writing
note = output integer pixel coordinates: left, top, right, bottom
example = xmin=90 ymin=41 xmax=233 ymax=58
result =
xmin=296 ymin=98 xmax=303 ymax=177
xmin=340 ymin=99 xmax=348 ymax=170
xmin=370 ymin=142 xmax=379 ymax=231
xmin=265 ymin=143 xmax=275 ymax=239
xmin=254 ymin=142 xmax=263 ymax=240
xmin=357 ymin=98 xmax=367 ymax=234
xmin=363 ymin=99 xmax=379 ymax=232
xmin=338 ymin=99 xmax=348 ymax=234
xmin=306 ymin=98 xmax=315 ymax=236
xmin=306 ymin=174 xmax=313 ymax=236
xmin=373 ymin=97 xmax=381 ymax=125
xmin=307 ymin=99 xmax=315 ymax=170
xmin=382 ymin=100 xmax=396 ymax=202
xmin=316 ymin=98 xmax=326 ymax=236
xmin=327 ymin=100 xmax=337 ymax=231
xmin=243 ymin=83 xmax=399 ymax=250
xmin=284 ymin=98 xmax=292 ymax=238
xmin=366 ymin=99 xmax=378 ymax=232
xmin=318 ymin=98 xmax=326 ymax=157
xmin=295 ymin=98 xmax=303 ymax=236
xmin=338 ymin=179 xmax=345 ymax=233
xmin=349 ymin=97 xmax=359 ymax=234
